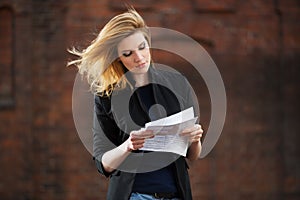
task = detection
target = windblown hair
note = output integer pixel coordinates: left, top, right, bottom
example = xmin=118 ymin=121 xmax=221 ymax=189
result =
xmin=67 ymin=8 xmax=150 ymax=96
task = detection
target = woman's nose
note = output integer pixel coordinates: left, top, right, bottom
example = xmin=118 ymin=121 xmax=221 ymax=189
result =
xmin=133 ymin=51 xmax=143 ymax=62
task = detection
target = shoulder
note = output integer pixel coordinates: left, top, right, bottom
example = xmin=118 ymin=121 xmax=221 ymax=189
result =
xmin=151 ymin=66 xmax=190 ymax=88
xmin=94 ymin=94 xmax=112 ymax=115
xmin=152 ymin=66 xmax=186 ymax=79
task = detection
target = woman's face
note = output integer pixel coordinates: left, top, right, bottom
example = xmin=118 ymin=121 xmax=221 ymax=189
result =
xmin=117 ymin=31 xmax=151 ymax=74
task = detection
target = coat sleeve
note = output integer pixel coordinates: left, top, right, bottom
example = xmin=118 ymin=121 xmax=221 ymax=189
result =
xmin=93 ymin=95 xmax=120 ymax=177
xmin=183 ymin=76 xmax=200 ymax=120
xmin=170 ymin=72 xmax=199 ymax=118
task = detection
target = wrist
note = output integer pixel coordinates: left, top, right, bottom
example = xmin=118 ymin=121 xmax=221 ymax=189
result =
xmin=119 ymin=139 xmax=132 ymax=153
xmin=189 ymin=139 xmax=200 ymax=146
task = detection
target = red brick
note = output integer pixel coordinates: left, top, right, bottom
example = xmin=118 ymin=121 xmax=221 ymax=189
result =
xmin=238 ymin=0 xmax=276 ymax=15
xmin=192 ymin=0 xmax=237 ymax=12
xmin=110 ymin=0 xmax=155 ymax=10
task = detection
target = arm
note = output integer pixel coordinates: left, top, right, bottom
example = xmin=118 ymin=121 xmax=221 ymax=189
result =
xmin=182 ymin=75 xmax=203 ymax=161
xmin=101 ymin=130 xmax=154 ymax=173
xmin=93 ymin=95 xmax=155 ymax=175
xmin=187 ymin=139 xmax=202 ymax=161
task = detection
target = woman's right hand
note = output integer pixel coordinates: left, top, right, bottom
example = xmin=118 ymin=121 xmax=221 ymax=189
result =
xmin=126 ymin=129 xmax=154 ymax=151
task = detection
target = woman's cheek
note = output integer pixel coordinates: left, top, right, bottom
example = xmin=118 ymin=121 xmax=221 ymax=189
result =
xmin=121 ymin=59 xmax=134 ymax=71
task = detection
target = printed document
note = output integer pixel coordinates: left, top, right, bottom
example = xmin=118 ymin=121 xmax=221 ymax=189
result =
xmin=140 ymin=107 xmax=198 ymax=156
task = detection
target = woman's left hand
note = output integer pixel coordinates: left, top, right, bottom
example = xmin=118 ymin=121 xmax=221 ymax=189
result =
xmin=180 ymin=124 xmax=204 ymax=144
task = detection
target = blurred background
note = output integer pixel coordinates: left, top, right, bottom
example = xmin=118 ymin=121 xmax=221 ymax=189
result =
xmin=0 ymin=0 xmax=299 ymax=199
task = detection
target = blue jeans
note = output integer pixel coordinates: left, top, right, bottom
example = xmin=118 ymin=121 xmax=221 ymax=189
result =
xmin=129 ymin=192 xmax=181 ymax=200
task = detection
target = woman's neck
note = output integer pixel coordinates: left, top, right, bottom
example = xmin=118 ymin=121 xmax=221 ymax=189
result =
xmin=132 ymin=73 xmax=149 ymax=87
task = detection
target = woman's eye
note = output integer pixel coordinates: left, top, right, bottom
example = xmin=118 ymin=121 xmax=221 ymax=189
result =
xmin=139 ymin=45 xmax=145 ymax=50
xmin=123 ymin=51 xmax=132 ymax=57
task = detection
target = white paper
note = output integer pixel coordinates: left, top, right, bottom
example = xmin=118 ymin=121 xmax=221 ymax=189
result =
xmin=140 ymin=107 xmax=198 ymax=156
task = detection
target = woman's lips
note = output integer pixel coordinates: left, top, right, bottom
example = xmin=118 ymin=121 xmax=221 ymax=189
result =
xmin=136 ymin=62 xmax=146 ymax=69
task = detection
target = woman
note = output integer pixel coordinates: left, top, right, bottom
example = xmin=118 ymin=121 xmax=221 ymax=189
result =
xmin=68 ymin=8 xmax=203 ymax=200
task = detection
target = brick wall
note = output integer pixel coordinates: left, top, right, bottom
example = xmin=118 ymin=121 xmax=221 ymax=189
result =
xmin=0 ymin=0 xmax=299 ymax=199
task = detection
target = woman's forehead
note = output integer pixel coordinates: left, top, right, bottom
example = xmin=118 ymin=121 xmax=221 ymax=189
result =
xmin=118 ymin=32 xmax=146 ymax=52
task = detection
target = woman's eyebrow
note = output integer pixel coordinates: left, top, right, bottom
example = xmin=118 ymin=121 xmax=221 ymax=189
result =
xmin=138 ymin=41 xmax=145 ymax=47
xmin=121 ymin=41 xmax=145 ymax=53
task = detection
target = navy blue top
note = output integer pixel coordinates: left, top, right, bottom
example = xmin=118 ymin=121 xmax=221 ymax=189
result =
xmin=131 ymin=84 xmax=178 ymax=193
xmin=132 ymin=164 xmax=178 ymax=193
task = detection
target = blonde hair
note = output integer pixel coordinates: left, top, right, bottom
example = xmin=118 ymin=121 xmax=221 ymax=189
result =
xmin=67 ymin=8 xmax=150 ymax=96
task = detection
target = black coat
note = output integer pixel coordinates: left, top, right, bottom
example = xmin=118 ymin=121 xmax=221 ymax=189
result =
xmin=93 ymin=66 xmax=198 ymax=200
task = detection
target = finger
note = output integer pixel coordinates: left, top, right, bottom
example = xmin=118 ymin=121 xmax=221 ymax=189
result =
xmin=131 ymin=130 xmax=154 ymax=139
xmin=182 ymin=133 xmax=204 ymax=143
xmin=129 ymin=143 xmax=144 ymax=151
xmin=180 ymin=128 xmax=203 ymax=137
xmin=131 ymin=134 xmax=154 ymax=140
xmin=181 ymin=124 xmax=202 ymax=134
xmin=189 ymin=133 xmax=203 ymax=142
xmin=130 ymin=136 xmax=143 ymax=143
xmin=131 ymin=139 xmax=145 ymax=146
xmin=130 ymin=134 xmax=154 ymax=143
xmin=131 ymin=130 xmax=153 ymax=136
xmin=135 ymin=144 xmax=144 ymax=149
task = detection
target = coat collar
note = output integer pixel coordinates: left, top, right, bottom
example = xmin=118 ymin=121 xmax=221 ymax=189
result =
xmin=124 ymin=64 xmax=163 ymax=88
